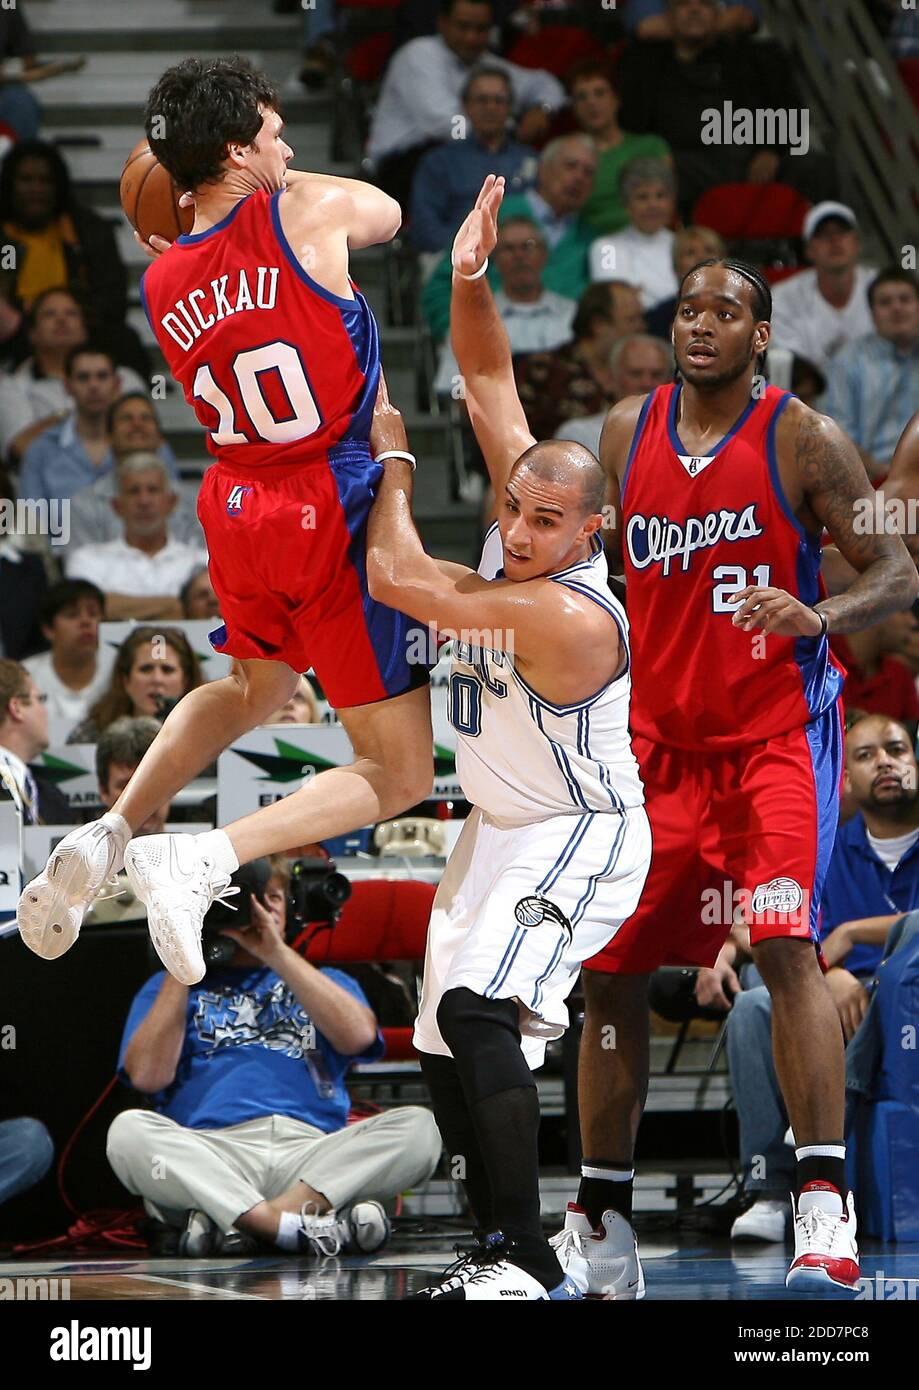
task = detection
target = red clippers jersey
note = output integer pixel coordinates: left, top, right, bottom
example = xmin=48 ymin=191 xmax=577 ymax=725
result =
xmin=139 ymin=189 xmax=380 ymax=468
xmin=621 ymin=383 xmax=845 ymax=750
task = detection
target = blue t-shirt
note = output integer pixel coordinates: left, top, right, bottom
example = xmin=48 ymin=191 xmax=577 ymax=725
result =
xmin=117 ymin=966 xmax=384 ymax=1132
xmin=819 ymin=813 xmax=919 ymax=977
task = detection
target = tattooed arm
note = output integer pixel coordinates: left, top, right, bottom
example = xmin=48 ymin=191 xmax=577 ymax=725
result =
xmin=793 ymin=406 xmax=917 ymax=632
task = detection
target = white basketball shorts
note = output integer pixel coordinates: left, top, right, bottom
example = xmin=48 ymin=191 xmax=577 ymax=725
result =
xmin=414 ymin=804 xmax=651 ymax=1069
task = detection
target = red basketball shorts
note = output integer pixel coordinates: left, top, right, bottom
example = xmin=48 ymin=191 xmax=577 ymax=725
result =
xmin=197 ymin=441 xmax=429 ymax=709
xmin=586 ymin=703 xmax=844 ymax=974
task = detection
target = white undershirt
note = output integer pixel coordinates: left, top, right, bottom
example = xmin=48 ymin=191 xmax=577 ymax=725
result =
xmin=866 ymin=825 xmax=919 ymax=871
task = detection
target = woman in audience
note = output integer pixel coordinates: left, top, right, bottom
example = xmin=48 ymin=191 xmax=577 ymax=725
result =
xmin=67 ymin=627 xmax=203 ymax=743
xmin=589 ymin=157 xmax=679 ymax=310
xmin=0 ymin=140 xmax=147 ymax=376
xmin=264 ymin=674 xmax=322 ymax=726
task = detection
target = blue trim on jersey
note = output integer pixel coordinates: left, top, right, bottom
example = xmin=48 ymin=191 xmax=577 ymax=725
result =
xmin=538 ymin=813 xmax=595 ymax=894
xmin=765 ymin=391 xmax=813 ymax=541
xmin=805 ymin=705 xmax=844 ymax=942
xmin=270 ymin=189 xmax=361 ymax=312
xmin=514 ymin=659 xmax=616 ymax=716
xmin=176 ymin=196 xmax=249 ymax=245
xmin=568 ymin=809 xmax=627 ymax=932
xmin=620 ymin=390 xmax=656 ymax=505
xmin=138 ymin=271 xmax=153 ymax=332
xmin=208 ymin=621 xmax=228 ymax=653
xmin=531 ymin=927 xmax=569 ymax=1013
xmin=531 ymin=701 xmax=591 ymax=810
xmin=269 ymin=191 xmax=381 ymax=444
xmin=551 ymin=533 xmax=604 ymax=581
xmin=579 ymin=706 xmax=623 ymax=812
xmin=485 ymin=925 xmax=527 ymax=998
xmin=553 ymin=580 xmax=630 ymax=683
xmin=667 ymin=381 xmax=759 ymax=459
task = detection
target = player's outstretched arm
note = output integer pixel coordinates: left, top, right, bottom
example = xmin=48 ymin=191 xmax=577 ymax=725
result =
xmin=795 ymin=405 xmax=918 ymax=631
xmin=450 ymin=176 xmax=535 ymax=499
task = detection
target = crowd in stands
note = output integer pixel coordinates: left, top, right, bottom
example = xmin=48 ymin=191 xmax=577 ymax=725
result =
xmin=2 ymin=0 xmax=918 ymax=1246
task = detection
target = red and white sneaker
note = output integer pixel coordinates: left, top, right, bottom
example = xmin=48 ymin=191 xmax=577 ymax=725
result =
xmin=550 ymin=1203 xmax=645 ymax=1300
xmin=786 ymin=1184 xmax=859 ymax=1291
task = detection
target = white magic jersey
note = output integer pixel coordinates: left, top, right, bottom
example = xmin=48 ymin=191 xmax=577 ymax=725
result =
xmin=449 ymin=524 xmax=645 ymax=825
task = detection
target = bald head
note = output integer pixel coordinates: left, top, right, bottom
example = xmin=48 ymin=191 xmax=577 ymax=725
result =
xmin=511 ymin=438 xmax=606 ymax=517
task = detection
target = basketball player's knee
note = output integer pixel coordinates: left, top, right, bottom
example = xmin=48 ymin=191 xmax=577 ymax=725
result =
xmin=384 ymin=754 xmax=434 ymax=812
xmin=436 ymin=987 xmax=533 ymax=1100
xmin=583 ymin=967 xmax=646 ymax=1022
xmin=753 ymin=935 xmax=816 ymax=991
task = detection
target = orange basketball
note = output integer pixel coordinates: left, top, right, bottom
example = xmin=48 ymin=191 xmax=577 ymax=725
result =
xmin=119 ymin=139 xmax=194 ymax=244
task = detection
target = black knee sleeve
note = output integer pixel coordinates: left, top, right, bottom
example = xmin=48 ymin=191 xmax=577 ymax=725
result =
xmin=436 ymin=987 xmax=535 ymax=1103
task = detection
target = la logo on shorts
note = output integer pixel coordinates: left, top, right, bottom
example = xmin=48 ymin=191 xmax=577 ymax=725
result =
xmin=751 ymin=876 xmax=804 ymax=915
xmin=226 ymin=484 xmax=253 ymax=515
xmin=514 ymin=895 xmax=572 ymax=938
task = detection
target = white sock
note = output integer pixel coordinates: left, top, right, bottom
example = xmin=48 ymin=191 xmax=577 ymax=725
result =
xmin=580 ymin=1165 xmax=634 ymax=1181
xmin=194 ymin=829 xmax=239 ymax=876
xmin=275 ymin=1210 xmax=302 ymax=1251
xmin=100 ymin=811 xmax=131 ymax=844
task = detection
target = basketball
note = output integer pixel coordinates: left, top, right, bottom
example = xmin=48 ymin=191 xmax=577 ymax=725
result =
xmin=119 ymin=138 xmax=194 ymax=244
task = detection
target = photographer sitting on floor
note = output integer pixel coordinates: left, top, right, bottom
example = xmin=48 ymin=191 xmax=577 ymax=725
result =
xmin=106 ymin=858 xmax=441 ymax=1257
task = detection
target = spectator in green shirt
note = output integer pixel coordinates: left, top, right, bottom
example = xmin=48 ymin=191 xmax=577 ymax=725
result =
xmin=568 ymin=59 xmax=672 ymax=238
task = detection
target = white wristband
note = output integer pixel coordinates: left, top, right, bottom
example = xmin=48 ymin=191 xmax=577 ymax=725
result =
xmin=375 ymin=450 xmax=416 ymax=470
xmin=452 ymin=256 xmax=489 ymax=281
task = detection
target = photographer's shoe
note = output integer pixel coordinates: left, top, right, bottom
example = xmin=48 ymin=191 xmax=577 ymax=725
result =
xmin=124 ymin=832 xmax=238 ymax=985
xmin=550 ymin=1204 xmax=644 ymax=1299
xmin=295 ymin=1201 xmax=391 ymax=1257
xmin=731 ymin=1198 xmax=788 ymax=1243
xmin=18 ymin=814 xmax=131 ymax=960
xmin=409 ymin=1231 xmax=584 ymax=1300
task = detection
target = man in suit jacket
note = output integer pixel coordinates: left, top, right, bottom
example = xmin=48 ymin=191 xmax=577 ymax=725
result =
xmin=0 ymin=659 xmax=77 ymax=825
xmin=0 ymin=540 xmax=46 ymax=660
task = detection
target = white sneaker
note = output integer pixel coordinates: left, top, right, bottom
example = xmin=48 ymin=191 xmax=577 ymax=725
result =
xmin=123 ymin=834 xmax=238 ymax=985
xmin=731 ymin=1199 xmax=788 ymax=1243
xmin=786 ymin=1185 xmax=859 ymax=1291
xmin=550 ymin=1204 xmax=644 ymax=1300
xmin=411 ymin=1233 xmax=584 ymax=1300
xmin=17 ymin=815 xmax=130 ymax=960
xmin=296 ymin=1201 xmax=390 ymax=1257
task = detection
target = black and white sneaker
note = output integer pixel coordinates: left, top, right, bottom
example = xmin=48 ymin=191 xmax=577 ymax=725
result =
xmin=409 ymin=1231 xmax=586 ymax=1301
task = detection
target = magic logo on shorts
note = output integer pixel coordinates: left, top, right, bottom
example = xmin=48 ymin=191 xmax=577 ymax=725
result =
xmin=226 ymin=484 xmax=253 ymax=515
xmin=514 ymin=895 xmax=572 ymax=939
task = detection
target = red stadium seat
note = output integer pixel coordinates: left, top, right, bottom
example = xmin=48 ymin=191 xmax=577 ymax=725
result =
xmin=692 ymin=182 xmax=809 ymax=241
xmin=298 ymin=878 xmax=436 ymax=1060
xmin=898 ymin=58 xmax=919 ymax=114
xmin=507 ymin=26 xmax=604 ymax=79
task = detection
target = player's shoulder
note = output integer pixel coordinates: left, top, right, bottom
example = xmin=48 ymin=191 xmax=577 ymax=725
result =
xmin=599 ymin=390 xmax=659 ymax=469
xmin=773 ymin=394 xmax=852 ymax=468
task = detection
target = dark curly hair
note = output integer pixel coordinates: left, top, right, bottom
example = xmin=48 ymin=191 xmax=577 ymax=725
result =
xmin=144 ymin=56 xmax=280 ymax=192
xmin=0 ymin=140 xmax=75 ymax=226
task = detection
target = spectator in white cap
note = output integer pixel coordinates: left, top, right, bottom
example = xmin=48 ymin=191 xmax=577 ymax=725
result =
xmin=769 ymin=202 xmax=876 ymax=374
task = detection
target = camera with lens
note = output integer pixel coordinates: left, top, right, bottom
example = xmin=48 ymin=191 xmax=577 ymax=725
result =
xmin=199 ymin=855 xmax=352 ymax=969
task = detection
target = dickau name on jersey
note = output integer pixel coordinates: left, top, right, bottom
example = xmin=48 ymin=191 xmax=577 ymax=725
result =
xmin=159 ymin=266 xmax=280 ymax=352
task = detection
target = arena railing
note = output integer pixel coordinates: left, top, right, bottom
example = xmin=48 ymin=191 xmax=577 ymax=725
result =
xmin=759 ymin=0 xmax=919 ymax=261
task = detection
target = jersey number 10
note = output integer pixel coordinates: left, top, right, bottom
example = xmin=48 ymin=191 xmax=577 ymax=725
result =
xmin=193 ymin=341 xmax=321 ymax=445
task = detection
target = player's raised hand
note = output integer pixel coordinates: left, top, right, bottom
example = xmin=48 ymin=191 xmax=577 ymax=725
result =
xmin=451 ymin=174 xmax=505 ymax=278
xmin=729 ymin=586 xmax=825 ymax=637
xmin=370 ymin=369 xmax=412 ymax=461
